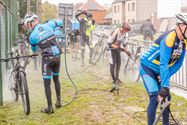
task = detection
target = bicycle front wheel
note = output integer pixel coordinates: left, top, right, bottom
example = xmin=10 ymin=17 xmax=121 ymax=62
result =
xmin=17 ymin=71 xmax=30 ymax=115
xmin=102 ymin=46 xmax=109 ymax=65
xmin=92 ymin=43 xmax=102 ymax=64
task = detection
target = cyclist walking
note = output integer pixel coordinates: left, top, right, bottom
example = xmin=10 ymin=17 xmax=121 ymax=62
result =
xmin=24 ymin=13 xmax=63 ymax=114
xmin=107 ymin=22 xmax=131 ymax=92
xmin=139 ymin=14 xmax=187 ymax=125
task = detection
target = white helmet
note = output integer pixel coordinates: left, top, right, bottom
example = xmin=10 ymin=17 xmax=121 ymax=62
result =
xmin=24 ymin=13 xmax=38 ymax=25
xmin=176 ymin=14 xmax=187 ymax=25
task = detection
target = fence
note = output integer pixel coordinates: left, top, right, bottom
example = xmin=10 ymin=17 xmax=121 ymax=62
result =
xmin=0 ymin=0 xmax=19 ymax=105
xmin=129 ymin=38 xmax=187 ymax=92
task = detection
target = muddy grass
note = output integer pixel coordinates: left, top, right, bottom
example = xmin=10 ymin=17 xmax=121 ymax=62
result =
xmin=0 ymin=55 xmax=186 ymax=125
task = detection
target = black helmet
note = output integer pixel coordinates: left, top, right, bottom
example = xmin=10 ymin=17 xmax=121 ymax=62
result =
xmin=87 ymin=13 xmax=92 ymax=18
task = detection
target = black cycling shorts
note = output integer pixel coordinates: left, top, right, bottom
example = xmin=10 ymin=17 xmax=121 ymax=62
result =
xmin=42 ymin=56 xmax=61 ymax=79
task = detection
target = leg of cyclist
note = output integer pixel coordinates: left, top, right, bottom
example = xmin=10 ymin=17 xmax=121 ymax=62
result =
xmin=85 ymin=35 xmax=94 ymax=64
xmin=109 ymin=50 xmax=118 ymax=92
xmin=52 ymin=56 xmax=61 ymax=108
xmin=149 ymin=34 xmax=154 ymax=42
xmin=140 ymin=63 xmax=161 ymax=125
xmin=80 ymin=34 xmax=86 ymax=66
xmin=115 ymin=51 xmax=122 ymax=83
xmin=41 ymin=57 xmax=54 ymax=114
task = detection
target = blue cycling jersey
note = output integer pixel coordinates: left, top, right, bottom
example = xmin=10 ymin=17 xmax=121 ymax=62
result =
xmin=140 ymin=29 xmax=187 ymax=88
xmin=29 ymin=19 xmax=63 ymax=52
xmin=54 ymin=27 xmax=64 ymax=38
xmin=71 ymin=21 xmax=80 ymax=31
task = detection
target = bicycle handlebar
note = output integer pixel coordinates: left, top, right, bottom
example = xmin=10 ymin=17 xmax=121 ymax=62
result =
xmin=126 ymin=42 xmax=145 ymax=48
xmin=94 ymin=33 xmax=108 ymax=38
xmin=0 ymin=54 xmax=38 ymax=62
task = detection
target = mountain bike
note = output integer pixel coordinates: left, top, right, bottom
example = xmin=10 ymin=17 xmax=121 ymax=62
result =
xmin=122 ymin=41 xmax=145 ymax=82
xmin=92 ymin=33 xmax=108 ymax=64
xmin=0 ymin=54 xmax=38 ymax=115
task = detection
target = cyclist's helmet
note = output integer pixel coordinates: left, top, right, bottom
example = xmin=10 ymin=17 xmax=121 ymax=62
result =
xmin=24 ymin=13 xmax=38 ymax=25
xmin=87 ymin=13 xmax=92 ymax=18
xmin=176 ymin=14 xmax=187 ymax=25
xmin=122 ymin=22 xmax=131 ymax=31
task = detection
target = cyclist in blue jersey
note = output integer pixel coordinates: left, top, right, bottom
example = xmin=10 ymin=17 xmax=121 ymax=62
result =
xmin=54 ymin=26 xmax=65 ymax=48
xmin=139 ymin=14 xmax=187 ymax=125
xmin=68 ymin=21 xmax=80 ymax=61
xmin=24 ymin=13 xmax=63 ymax=114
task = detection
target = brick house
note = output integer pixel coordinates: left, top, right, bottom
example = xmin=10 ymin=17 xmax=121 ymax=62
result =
xmin=112 ymin=0 xmax=157 ymax=24
xmin=78 ymin=0 xmax=107 ymax=24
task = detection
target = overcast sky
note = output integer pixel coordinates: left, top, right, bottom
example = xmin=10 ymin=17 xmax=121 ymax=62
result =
xmin=42 ymin=0 xmax=114 ymax=5
xmin=42 ymin=0 xmax=182 ymax=18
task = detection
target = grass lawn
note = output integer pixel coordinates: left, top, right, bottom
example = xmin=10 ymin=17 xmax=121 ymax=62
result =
xmin=0 ymin=55 xmax=186 ymax=125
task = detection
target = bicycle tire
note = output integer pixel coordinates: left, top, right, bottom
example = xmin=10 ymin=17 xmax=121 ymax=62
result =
xmin=9 ymin=72 xmax=19 ymax=102
xmin=17 ymin=71 xmax=30 ymax=115
xmin=92 ymin=43 xmax=102 ymax=64
xmin=102 ymin=46 xmax=109 ymax=65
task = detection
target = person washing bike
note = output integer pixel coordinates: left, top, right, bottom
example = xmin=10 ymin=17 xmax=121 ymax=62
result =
xmin=24 ymin=13 xmax=63 ymax=114
xmin=139 ymin=14 xmax=187 ymax=125
xmin=75 ymin=10 xmax=95 ymax=66
xmin=107 ymin=22 xmax=131 ymax=92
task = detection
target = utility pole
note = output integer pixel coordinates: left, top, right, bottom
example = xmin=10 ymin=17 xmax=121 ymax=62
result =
xmin=0 ymin=3 xmax=3 ymax=106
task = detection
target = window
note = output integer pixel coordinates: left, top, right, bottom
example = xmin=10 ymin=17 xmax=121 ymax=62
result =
xmin=132 ymin=3 xmax=135 ymax=11
xmin=132 ymin=19 xmax=135 ymax=23
xmin=118 ymin=20 xmax=119 ymax=24
xmin=128 ymin=19 xmax=130 ymax=23
xmin=88 ymin=3 xmax=97 ymax=10
xmin=128 ymin=3 xmax=130 ymax=11
xmin=114 ymin=5 xmax=116 ymax=13
xmin=118 ymin=5 xmax=120 ymax=13
xmin=181 ymin=0 xmax=187 ymax=7
xmin=114 ymin=20 xmax=116 ymax=24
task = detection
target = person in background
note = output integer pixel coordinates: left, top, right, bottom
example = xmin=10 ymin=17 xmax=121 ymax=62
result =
xmin=75 ymin=10 xmax=95 ymax=66
xmin=24 ymin=13 xmax=63 ymax=114
xmin=141 ymin=19 xmax=156 ymax=42
xmin=68 ymin=20 xmax=80 ymax=61
xmin=139 ymin=14 xmax=187 ymax=125
xmin=107 ymin=22 xmax=131 ymax=92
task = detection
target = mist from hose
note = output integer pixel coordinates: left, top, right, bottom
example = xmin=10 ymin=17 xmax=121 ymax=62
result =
xmin=3 ymin=69 xmax=14 ymax=102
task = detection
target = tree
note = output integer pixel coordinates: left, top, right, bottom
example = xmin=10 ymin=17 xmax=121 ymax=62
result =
xmin=18 ymin=0 xmax=38 ymax=18
xmin=41 ymin=1 xmax=57 ymax=23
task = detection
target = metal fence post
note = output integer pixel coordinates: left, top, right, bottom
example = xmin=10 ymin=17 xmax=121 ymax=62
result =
xmin=0 ymin=2 xmax=3 ymax=106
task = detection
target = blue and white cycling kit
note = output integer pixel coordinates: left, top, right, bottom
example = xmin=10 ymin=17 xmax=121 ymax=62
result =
xmin=140 ymin=29 xmax=187 ymax=94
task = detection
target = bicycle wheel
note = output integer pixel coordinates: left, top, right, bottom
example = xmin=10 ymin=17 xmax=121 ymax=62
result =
xmin=9 ymin=72 xmax=19 ymax=102
xmin=102 ymin=46 xmax=109 ymax=65
xmin=17 ymin=71 xmax=30 ymax=115
xmin=92 ymin=43 xmax=102 ymax=64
